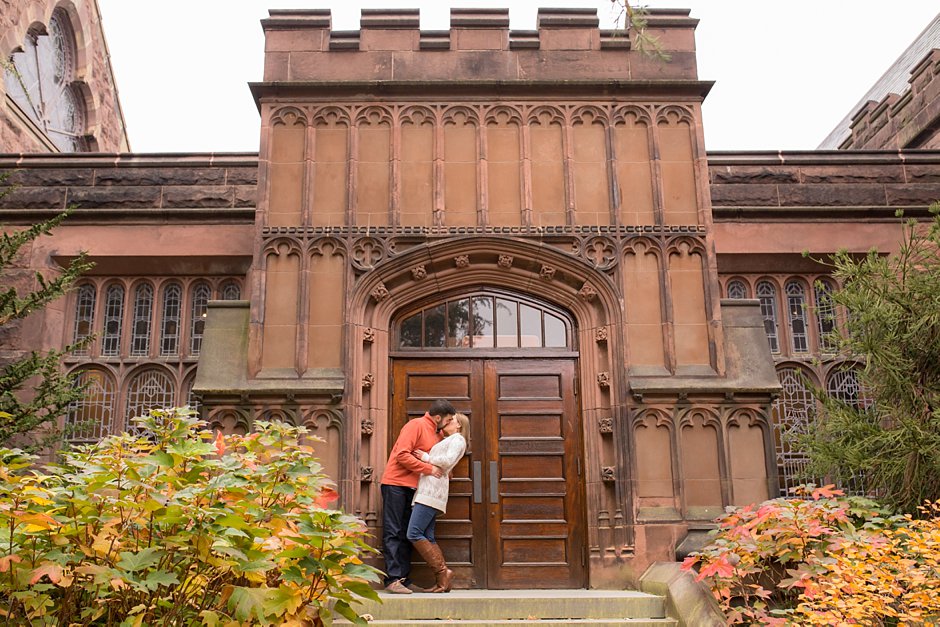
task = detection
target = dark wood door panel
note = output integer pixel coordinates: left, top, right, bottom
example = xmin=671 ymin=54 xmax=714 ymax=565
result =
xmin=391 ymin=358 xmax=584 ymax=589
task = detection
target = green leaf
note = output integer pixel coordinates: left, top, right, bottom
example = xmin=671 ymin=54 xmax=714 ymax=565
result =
xmin=143 ymin=570 xmax=179 ymax=589
xmin=150 ymin=451 xmax=175 ymax=468
xmin=117 ymin=547 xmax=162 ymax=572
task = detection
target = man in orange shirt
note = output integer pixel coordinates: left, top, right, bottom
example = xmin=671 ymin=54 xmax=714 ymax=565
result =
xmin=380 ymin=399 xmax=455 ymax=594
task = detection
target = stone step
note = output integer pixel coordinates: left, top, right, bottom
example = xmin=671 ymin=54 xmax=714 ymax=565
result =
xmin=337 ymin=589 xmax=674 ymax=625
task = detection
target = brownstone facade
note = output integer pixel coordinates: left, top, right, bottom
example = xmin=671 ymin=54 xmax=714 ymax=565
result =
xmin=2 ymin=5 xmax=940 ymax=589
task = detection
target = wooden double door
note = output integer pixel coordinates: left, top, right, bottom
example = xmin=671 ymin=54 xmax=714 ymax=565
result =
xmin=391 ymin=358 xmax=586 ymax=589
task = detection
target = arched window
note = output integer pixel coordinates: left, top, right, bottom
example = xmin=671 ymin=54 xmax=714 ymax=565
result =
xmin=785 ymin=281 xmax=808 ymax=353
xmin=827 ymin=366 xmax=872 ymax=411
xmin=125 ymin=369 xmax=175 ymax=433
xmin=130 ymin=283 xmax=154 ymax=356
xmin=71 ymin=283 xmax=96 ymax=355
xmin=66 ymin=368 xmax=115 ymax=443
xmin=397 ymin=291 xmax=571 ymax=350
xmin=100 ymin=284 xmax=125 ymax=357
xmin=221 ymin=281 xmax=241 ymax=300
xmin=3 ymin=9 xmax=88 ymax=151
xmin=814 ymin=280 xmax=838 ymax=352
xmin=189 ymin=282 xmax=211 ymax=355
xmin=772 ymin=367 xmax=817 ymax=495
xmin=159 ymin=283 xmax=182 ymax=356
xmin=756 ymin=281 xmax=779 ymax=353
xmin=726 ymin=279 xmax=748 ymax=299
xmin=184 ymin=374 xmax=201 ymax=416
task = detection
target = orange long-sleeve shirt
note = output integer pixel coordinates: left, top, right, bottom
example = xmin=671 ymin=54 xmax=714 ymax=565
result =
xmin=380 ymin=412 xmax=442 ymax=488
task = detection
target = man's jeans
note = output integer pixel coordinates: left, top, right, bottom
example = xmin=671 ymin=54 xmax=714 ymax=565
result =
xmin=381 ymin=484 xmax=416 ymax=585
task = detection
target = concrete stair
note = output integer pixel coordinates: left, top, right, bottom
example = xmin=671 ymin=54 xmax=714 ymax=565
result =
xmin=337 ymin=589 xmax=677 ymax=626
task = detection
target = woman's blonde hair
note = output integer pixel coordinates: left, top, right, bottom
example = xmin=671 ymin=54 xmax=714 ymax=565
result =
xmin=453 ymin=413 xmax=470 ymax=435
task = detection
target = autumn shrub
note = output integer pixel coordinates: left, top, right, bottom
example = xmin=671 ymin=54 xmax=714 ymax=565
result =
xmin=0 ymin=408 xmax=380 ymax=626
xmin=684 ymin=486 xmax=940 ymax=625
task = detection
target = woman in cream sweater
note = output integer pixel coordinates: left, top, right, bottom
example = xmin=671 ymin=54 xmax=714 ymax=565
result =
xmin=405 ymin=413 xmax=469 ymax=593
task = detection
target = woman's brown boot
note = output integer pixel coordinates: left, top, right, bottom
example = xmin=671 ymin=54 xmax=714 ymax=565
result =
xmin=412 ymin=539 xmax=454 ymax=593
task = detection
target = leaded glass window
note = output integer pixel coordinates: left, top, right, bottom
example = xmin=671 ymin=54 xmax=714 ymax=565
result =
xmin=130 ymin=284 xmax=153 ymax=356
xmin=397 ymin=291 xmax=571 ymax=349
xmin=786 ymin=281 xmax=808 ymax=353
xmin=772 ymin=367 xmax=817 ymax=495
xmin=221 ymin=281 xmax=241 ymax=300
xmin=726 ymin=279 xmax=748 ymax=299
xmin=66 ymin=369 xmax=115 ymax=443
xmin=814 ymin=280 xmax=838 ymax=353
xmin=3 ymin=9 xmax=88 ymax=152
xmin=189 ymin=283 xmax=211 ymax=355
xmin=159 ymin=284 xmax=182 ymax=356
xmin=72 ymin=284 xmax=96 ymax=355
xmin=125 ymin=369 xmax=175 ymax=433
xmin=185 ymin=375 xmax=201 ymax=415
xmin=827 ymin=367 xmax=871 ymax=410
xmin=101 ymin=285 xmax=125 ymax=356
xmin=756 ymin=281 xmax=779 ymax=353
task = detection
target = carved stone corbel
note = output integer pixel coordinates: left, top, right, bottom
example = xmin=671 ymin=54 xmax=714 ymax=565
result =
xmin=498 ymin=254 xmax=514 ymax=269
xmin=598 ymin=416 xmax=614 ymax=434
xmin=370 ymin=283 xmax=390 ymax=302
xmin=539 ymin=264 xmax=556 ymax=280
xmin=595 ymin=327 xmax=608 ymax=343
xmin=597 ymin=372 xmax=611 ymax=389
xmin=360 ymin=466 xmax=374 ymax=483
xmin=363 ymin=327 xmax=376 ymax=343
xmin=411 ymin=265 xmax=427 ymax=280
xmin=601 ymin=467 xmax=616 ymax=482
xmin=361 ymin=416 xmax=375 ymax=436
xmin=578 ymin=283 xmax=597 ymax=302
xmin=362 ymin=373 xmax=375 ymax=389
xmin=454 ymin=255 xmax=470 ymax=268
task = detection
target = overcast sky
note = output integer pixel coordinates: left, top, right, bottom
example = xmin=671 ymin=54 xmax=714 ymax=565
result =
xmin=96 ymin=1 xmax=939 ymax=153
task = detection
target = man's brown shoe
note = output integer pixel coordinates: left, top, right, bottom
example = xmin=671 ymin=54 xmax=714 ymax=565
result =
xmin=406 ymin=582 xmax=431 ymax=593
xmin=384 ymin=579 xmax=412 ymax=594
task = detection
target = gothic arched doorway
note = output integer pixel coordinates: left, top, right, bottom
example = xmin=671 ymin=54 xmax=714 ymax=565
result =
xmin=390 ymin=289 xmax=586 ymax=589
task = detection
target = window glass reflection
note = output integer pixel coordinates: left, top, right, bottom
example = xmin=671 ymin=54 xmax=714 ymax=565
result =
xmin=471 ymin=297 xmax=494 ymax=348
xmin=495 ymin=298 xmax=518 ymax=348
xmin=520 ymin=304 xmax=541 ymax=347
xmin=447 ymin=299 xmax=470 ymax=347
xmin=544 ymin=313 xmax=567 ymax=347
xmin=400 ymin=312 xmax=422 ymax=348
xmin=424 ymin=304 xmax=446 ymax=348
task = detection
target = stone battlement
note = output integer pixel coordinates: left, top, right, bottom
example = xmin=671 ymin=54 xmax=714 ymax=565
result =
xmin=259 ymin=7 xmax=699 ymax=85
xmin=841 ymin=49 xmax=940 ymax=150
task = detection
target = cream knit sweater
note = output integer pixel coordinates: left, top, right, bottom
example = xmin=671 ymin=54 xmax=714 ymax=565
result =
xmin=413 ymin=433 xmax=467 ymax=513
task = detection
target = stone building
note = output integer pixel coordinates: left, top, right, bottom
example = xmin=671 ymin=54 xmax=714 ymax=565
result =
xmin=2 ymin=3 xmax=939 ymax=587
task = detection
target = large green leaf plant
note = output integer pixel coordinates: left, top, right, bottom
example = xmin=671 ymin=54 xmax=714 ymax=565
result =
xmin=0 ymin=408 xmax=380 ymax=626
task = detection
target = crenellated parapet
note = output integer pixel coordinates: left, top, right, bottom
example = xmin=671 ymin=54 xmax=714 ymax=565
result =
xmin=256 ymin=8 xmax=703 ymax=87
xmin=840 ymin=49 xmax=940 ymax=150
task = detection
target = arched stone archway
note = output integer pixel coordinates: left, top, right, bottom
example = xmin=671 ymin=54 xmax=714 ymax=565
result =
xmin=346 ymin=235 xmax=631 ymax=587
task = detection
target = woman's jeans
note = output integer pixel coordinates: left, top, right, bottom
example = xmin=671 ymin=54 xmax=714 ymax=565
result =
xmin=406 ymin=502 xmax=439 ymax=543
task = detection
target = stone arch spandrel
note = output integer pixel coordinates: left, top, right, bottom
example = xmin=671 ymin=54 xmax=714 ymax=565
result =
xmin=346 ymin=235 xmax=627 ymax=551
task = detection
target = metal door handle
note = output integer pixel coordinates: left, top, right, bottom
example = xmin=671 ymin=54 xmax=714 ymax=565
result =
xmin=472 ymin=461 xmax=482 ymax=503
xmin=489 ymin=460 xmax=498 ymax=503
